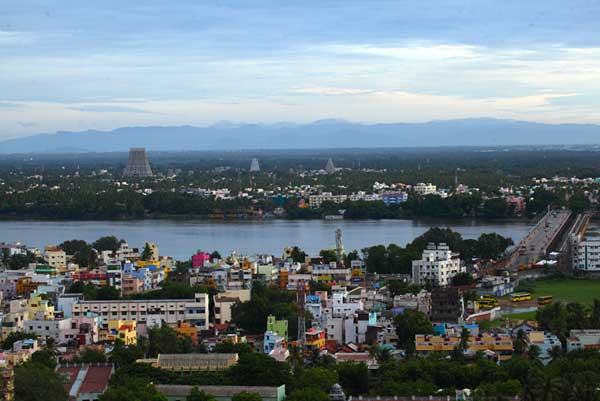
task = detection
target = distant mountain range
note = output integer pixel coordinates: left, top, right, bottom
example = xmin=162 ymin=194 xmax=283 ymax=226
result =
xmin=2 ymin=118 xmax=600 ymax=154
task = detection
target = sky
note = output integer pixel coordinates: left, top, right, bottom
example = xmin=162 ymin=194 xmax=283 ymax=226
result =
xmin=1 ymin=0 xmax=600 ymax=139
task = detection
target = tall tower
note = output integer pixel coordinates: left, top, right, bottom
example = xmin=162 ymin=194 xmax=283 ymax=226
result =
xmin=335 ymin=228 xmax=344 ymax=263
xmin=297 ymin=280 xmax=307 ymax=345
xmin=250 ymin=158 xmax=260 ymax=172
xmin=123 ymin=148 xmax=153 ymax=177
xmin=325 ymin=158 xmax=336 ymax=174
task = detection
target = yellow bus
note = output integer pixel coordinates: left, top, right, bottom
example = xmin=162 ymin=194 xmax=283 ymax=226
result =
xmin=511 ymin=292 xmax=532 ymax=302
xmin=537 ymin=295 xmax=553 ymax=305
xmin=479 ymin=298 xmax=498 ymax=309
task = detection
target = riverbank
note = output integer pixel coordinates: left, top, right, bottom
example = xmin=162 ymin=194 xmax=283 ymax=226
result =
xmin=0 ymin=219 xmax=533 ymax=260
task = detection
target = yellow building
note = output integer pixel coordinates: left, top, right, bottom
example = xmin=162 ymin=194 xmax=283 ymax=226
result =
xmin=107 ymin=320 xmax=137 ymax=345
xmin=415 ymin=333 xmax=513 ymax=362
xmin=27 ymin=295 xmax=54 ymax=320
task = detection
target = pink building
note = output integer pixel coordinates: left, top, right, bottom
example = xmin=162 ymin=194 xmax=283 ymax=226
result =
xmin=192 ymin=251 xmax=209 ymax=268
xmin=506 ymin=196 xmax=526 ymax=214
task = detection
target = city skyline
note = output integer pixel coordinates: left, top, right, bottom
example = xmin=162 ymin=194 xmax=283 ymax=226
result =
xmin=1 ymin=1 xmax=600 ymax=140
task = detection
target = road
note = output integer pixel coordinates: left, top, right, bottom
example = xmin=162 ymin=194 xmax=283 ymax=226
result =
xmin=509 ymin=209 xmax=571 ymax=271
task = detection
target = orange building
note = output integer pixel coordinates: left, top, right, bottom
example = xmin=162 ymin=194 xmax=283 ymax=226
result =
xmin=279 ymin=270 xmax=289 ymax=289
xmin=16 ymin=277 xmax=39 ymax=297
xmin=174 ymin=322 xmax=198 ymax=345
xmin=305 ymin=328 xmax=326 ymax=351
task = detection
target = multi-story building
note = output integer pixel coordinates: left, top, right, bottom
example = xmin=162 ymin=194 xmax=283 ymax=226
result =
xmin=107 ymin=320 xmax=137 ymax=345
xmin=44 ymin=246 xmax=66 ymax=269
xmin=567 ymin=329 xmax=600 ymax=352
xmin=308 ymin=193 xmax=348 ymax=208
xmin=573 ymin=239 xmax=600 ymax=271
xmin=431 ymin=287 xmax=463 ymax=323
xmin=381 ymin=192 xmax=408 ymax=205
xmin=312 ymin=263 xmax=352 ymax=286
xmin=413 ymin=182 xmax=437 ymax=196
xmin=266 ymin=315 xmax=289 ymax=340
xmin=23 ymin=318 xmax=79 ymax=344
xmin=415 ymin=332 xmax=513 ymax=363
xmin=72 ymin=293 xmax=209 ymax=330
xmin=527 ymin=331 xmax=561 ymax=365
xmin=412 ymin=243 xmax=463 ymax=286
xmin=477 ymin=276 xmax=514 ymax=297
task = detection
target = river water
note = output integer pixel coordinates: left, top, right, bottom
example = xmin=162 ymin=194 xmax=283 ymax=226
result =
xmin=0 ymin=219 xmax=533 ymax=260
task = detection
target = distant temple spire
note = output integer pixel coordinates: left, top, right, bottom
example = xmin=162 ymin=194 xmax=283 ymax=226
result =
xmin=325 ymin=158 xmax=336 ymax=174
xmin=250 ymin=158 xmax=260 ymax=172
xmin=123 ymin=148 xmax=153 ymax=177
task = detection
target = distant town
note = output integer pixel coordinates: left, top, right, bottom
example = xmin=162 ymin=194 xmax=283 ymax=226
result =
xmin=0 ymin=147 xmax=598 ymax=222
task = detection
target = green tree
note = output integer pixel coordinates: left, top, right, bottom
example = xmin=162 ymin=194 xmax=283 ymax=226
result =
xmin=2 ymin=331 xmax=37 ymax=350
xmin=74 ymin=347 xmax=107 ymax=363
xmin=528 ymin=344 xmax=541 ymax=361
xmin=14 ymin=362 xmax=68 ymax=401
xmin=294 ymin=367 xmax=338 ymax=393
xmin=227 ymin=353 xmax=292 ymax=387
xmin=451 ymin=272 xmax=474 ymax=286
xmin=147 ymin=323 xmax=193 ymax=356
xmin=30 ymin=349 xmax=57 ymax=369
xmin=568 ymin=192 xmax=590 ymax=214
xmin=319 ymin=249 xmax=337 ymax=264
xmin=212 ymin=341 xmax=254 ymax=355
xmin=187 ymin=387 xmax=217 ymax=401
xmin=141 ymin=242 xmax=153 ymax=261
xmin=231 ymin=392 xmax=263 ymax=401
xmin=92 ymin=236 xmax=122 ymax=252
xmin=394 ymin=310 xmax=434 ymax=355
xmin=513 ymin=329 xmax=527 ymax=356
xmin=99 ymin=378 xmax=167 ymax=401
xmin=459 ymin=327 xmax=470 ymax=352
xmin=290 ymin=246 xmax=307 ymax=263
xmin=335 ymin=362 xmax=369 ymax=396
xmin=59 ymin=239 xmax=97 ymax=267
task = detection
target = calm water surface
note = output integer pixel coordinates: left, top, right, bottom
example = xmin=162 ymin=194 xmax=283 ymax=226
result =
xmin=0 ymin=219 xmax=532 ymax=260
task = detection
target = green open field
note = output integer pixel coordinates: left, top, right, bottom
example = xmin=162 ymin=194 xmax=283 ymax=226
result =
xmin=517 ymin=279 xmax=600 ymax=305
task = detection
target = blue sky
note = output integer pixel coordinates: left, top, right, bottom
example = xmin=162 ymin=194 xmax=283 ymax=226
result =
xmin=1 ymin=1 xmax=600 ymax=139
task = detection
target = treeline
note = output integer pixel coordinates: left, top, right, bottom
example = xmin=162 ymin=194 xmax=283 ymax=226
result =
xmin=361 ymin=227 xmax=514 ymax=274
xmin=0 ymin=182 xmax=579 ymax=220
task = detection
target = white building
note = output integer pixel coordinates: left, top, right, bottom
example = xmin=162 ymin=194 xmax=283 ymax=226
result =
xmin=71 ymin=293 xmax=210 ymax=330
xmin=413 ymin=183 xmax=437 ymax=196
xmin=44 ymin=246 xmax=66 ymax=269
xmin=411 ymin=243 xmax=464 ymax=286
xmin=24 ymin=318 xmax=78 ymax=344
xmin=573 ymin=239 xmax=600 ymax=271
xmin=309 ymin=193 xmax=348 ymax=208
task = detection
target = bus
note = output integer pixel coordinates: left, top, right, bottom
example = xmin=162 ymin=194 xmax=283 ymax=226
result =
xmin=479 ymin=298 xmax=498 ymax=309
xmin=537 ymin=295 xmax=553 ymax=305
xmin=511 ymin=292 xmax=532 ymax=302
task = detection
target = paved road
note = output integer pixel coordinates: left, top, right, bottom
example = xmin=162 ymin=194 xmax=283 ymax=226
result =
xmin=510 ymin=209 xmax=571 ymax=270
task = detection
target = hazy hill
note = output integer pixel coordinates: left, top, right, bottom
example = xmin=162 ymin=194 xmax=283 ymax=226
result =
xmin=1 ymin=118 xmax=600 ymax=153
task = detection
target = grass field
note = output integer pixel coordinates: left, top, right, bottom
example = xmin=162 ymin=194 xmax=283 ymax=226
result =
xmin=517 ymin=279 xmax=600 ymax=305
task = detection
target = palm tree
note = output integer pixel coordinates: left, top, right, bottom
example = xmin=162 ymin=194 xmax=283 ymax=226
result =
xmin=548 ymin=345 xmax=563 ymax=362
xmin=288 ymin=344 xmax=304 ymax=372
xmin=527 ymin=344 xmax=541 ymax=361
xmin=514 ymin=329 xmax=527 ymax=355
xmin=459 ymin=327 xmax=470 ymax=352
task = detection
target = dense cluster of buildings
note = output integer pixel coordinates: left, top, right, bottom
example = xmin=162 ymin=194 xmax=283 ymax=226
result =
xmin=0 ymin=228 xmax=594 ymax=401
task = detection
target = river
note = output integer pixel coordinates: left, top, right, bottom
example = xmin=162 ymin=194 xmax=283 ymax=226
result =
xmin=0 ymin=219 xmax=533 ymax=260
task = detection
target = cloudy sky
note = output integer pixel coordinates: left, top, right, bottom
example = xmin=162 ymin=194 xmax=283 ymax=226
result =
xmin=1 ymin=0 xmax=600 ymax=139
